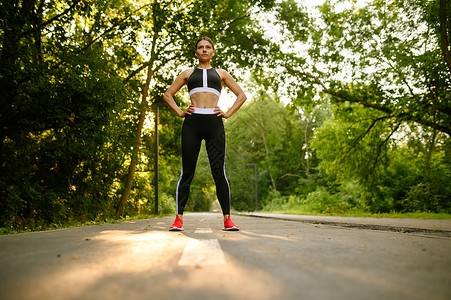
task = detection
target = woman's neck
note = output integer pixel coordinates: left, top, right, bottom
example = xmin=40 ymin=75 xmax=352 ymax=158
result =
xmin=197 ymin=61 xmax=212 ymax=69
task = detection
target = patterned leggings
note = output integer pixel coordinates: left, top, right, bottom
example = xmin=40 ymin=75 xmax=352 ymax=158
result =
xmin=175 ymin=109 xmax=231 ymax=215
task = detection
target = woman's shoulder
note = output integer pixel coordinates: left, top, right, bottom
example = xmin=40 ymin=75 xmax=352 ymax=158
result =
xmin=216 ymin=68 xmax=232 ymax=79
xmin=178 ymin=68 xmax=195 ymax=81
xmin=181 ymin=68 xmax=195 ymax=75
xmin=216 ymin=68 xmax=230 ymax=75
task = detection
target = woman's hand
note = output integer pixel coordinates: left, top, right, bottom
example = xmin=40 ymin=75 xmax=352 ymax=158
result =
xmin=216 ymin=69 xmax=247 ymax=118
xmin=214 ymin=106 xmax=230 ymax=119
xmin=180 ymin=105 xmax=195 ymax=118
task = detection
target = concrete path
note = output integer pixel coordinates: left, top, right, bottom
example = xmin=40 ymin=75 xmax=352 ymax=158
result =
xmin=1 ymin=212 xmax=450 ymax=300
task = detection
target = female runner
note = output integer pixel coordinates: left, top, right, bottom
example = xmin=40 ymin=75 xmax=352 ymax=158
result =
xmin=163 ymin=36 xmax=246 ymax=231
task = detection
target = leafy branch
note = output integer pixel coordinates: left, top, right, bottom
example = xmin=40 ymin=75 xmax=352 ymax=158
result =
xmin=216 ymin=13 xmax=250 ymax=33
xmin=285 ymin=65 xmax=451 ymax=136
xmin=21 ymin=0 xmax=82 ymax=37
xmin=79 ymin=4 xmax=152 ymax=52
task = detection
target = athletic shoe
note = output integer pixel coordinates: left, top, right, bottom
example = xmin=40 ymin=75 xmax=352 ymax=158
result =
xmin=169 ymin=215 xmax=184 ymax=231
xmin=223 ymin=216 xmax=239 ymax=231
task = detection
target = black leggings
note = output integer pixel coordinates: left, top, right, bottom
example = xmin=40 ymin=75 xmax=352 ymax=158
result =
xmin=176 ymin=110 xmax=231 ymax=215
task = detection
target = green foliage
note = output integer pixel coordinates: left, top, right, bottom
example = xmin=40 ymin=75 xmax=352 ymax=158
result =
xmin=263 ymin=182 xmax=361 ymax=215
xmin=187 ymin=143 xmax=220 ymax=212
xmin=399 ymin=149 xmax=451 ymax=213
xmin=1 ymin=45 xmax=136 ymax=223
xmin=115 ymin=0 xmax=284 ymax=216
xmin=0 ymin=0 xmax=285 ymax=229
xmin=0 ymin=1 xmax=139 ymax=229
xmin=1 ymin=0 xmax=449 ymax=231
xmin=274 ymin=0 xmax=451 ymax=214
xmin=311 ymin=101 xmax=451 ymax=213
xmin=157 ymin=193 xmax=176 ymax=216
xmin=225 ymin=95 xmax=301 ymax=210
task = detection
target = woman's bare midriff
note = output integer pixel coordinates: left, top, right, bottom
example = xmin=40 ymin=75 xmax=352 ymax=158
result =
xmin=190 ymin=92 xmax=220 ymax=108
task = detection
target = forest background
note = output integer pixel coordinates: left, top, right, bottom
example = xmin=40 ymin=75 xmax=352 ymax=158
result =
xmin=1 ymin=0 xmax=450 ymax=232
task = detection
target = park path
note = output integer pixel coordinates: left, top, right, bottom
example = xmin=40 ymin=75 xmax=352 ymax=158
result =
xmin=0 ymin=212 xmax=450 ymax=300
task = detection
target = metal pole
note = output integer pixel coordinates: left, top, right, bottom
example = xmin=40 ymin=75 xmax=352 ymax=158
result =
xmin=154 ymin=105 xmax=159 ymax=215
xmin=245 ymin=163 xmax=258 ymax=212
xmin=254 ymin=163 xmax=258 ymax=211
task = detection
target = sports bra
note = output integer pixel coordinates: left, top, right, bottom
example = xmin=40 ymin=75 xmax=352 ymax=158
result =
xmin=187 ymin=68 xmax=222 ymax=97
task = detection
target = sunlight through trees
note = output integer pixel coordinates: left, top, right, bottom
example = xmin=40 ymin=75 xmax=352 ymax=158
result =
xmin=1 ymin=0 xmax=449 ymax=231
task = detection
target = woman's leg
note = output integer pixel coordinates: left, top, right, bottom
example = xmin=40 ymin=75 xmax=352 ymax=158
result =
xmin=175 ymin=116 xmax=202 ymax=215
xmin=205 ymin=118 xmax=231 ymax=216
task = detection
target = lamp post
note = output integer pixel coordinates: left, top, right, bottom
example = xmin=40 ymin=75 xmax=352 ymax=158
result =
xmin=245 ymin=163 xmax=258 ymax=211
xmin=153 ymin=102 xmax=167 ymax=215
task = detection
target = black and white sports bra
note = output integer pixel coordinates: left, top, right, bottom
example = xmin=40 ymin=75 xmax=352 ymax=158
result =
xmin=187 ymin=68 xmax=222 ymax=98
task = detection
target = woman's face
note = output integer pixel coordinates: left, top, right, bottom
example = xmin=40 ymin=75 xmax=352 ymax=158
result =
xmin=195 ymin=40 xmax=215 ymax=62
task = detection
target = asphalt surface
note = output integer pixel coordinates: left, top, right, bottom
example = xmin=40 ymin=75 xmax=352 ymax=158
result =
xmin=238 ymin=212 xmax=451 ymax=236
xmin=0 ymin=212 xmax=450 ymax=300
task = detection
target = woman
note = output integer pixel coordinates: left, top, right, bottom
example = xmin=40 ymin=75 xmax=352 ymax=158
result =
xmin=163 ymin=36 xmax=246 ymax=231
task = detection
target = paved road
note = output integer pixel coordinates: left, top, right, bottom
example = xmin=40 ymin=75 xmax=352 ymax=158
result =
xmin=238 ymin=212 xmax=451 ymax=235
xmin=0 ymin=213 xmax=450 ymax=300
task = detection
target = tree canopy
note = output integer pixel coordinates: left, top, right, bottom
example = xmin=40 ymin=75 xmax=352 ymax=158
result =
xmin=1 ymin=0 xmax=449 ymax=231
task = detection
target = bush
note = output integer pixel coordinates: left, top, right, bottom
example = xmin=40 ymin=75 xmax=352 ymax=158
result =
xmin=158 ymin=193 xmax=176 ymax=215
xmin=262 ymin=184 xmax=361 ymax=215
xmin=262 ymin=190 xmax=294 ymax=211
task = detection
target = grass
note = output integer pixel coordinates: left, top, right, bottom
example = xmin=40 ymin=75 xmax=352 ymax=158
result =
xmin=0 ymin=212 xmax=174 ymax=235
xmin=258 ymin=209 xmax=451 ymax=220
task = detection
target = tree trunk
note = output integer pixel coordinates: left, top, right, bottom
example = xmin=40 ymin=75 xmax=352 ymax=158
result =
xmin=115 ymin=98 xmax=148 ymax=217
xmin=439 ymin=0 xmax=451 ymax=73
xmin=116 ymin=3 xmax=161 ymax=217
xmin=115 ymin=61 xmax=155 ymax=217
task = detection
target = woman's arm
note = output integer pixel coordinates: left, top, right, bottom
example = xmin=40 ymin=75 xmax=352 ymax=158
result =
xmin=215 ymin=69 xmax=247 ymax=119
xmin=163 ymin=70 xmax=194 ymax=118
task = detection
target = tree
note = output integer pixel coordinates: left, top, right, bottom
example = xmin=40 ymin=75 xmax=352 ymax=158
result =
xmin=439 ymin=0 xmax=451 ymax=72
xmin=0 ymin=0 xmax=284 ymax=228
xmin=225 ymin=95 xmax=302 ymax=210
xmin=268 ymin=0 xmax=450 ymax=212
xmin=115 ymin=0 xmax=281 ymax=216
xmin=0 ymin=0 xmax=140 ymax=228
xmin=285 ymin=0 xmax=449 ymax=134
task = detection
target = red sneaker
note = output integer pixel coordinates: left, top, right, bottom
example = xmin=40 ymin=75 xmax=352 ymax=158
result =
xmin=223 ymin=216 xmax=239 ymax=231
xmin=169 ymin=215 xmax=184 ymax=231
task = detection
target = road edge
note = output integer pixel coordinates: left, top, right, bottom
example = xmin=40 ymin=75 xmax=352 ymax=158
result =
xmin=236 ymin=212 xmax=451 ymax=238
